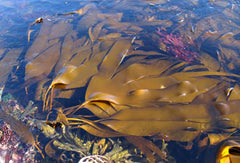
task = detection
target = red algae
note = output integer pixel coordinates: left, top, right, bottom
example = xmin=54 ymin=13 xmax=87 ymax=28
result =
xmin=156 ymin=28 xmax=198 ymax=62
xmin=0 ymin=101 xmax=39 ymax=162
xmin=0 ymin=122 xmax=36 ymax=162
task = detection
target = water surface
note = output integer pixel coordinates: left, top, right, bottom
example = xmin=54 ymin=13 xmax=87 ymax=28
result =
xmin=0 ymin=0 xmax=240 ymax=162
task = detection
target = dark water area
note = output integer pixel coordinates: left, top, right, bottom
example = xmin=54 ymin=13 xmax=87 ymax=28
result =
xmin=0 ymin=0 xmax=240 ymax=162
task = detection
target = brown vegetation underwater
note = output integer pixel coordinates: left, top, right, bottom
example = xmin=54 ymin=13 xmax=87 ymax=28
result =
xmin=0 ymin=0 xmax=240 ymax=162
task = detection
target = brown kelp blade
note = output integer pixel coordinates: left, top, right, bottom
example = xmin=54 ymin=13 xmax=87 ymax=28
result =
xmin=98 ymin=39 xmax=132 ymax=77
xmin=101 ymin=120 xmax=205 ymax=142
xmin=43 ymin=65 xmax=77 ymax=111
xmin=85 ymin=50 xmax=240 ymax=106
xmin=43 ymin=38 xmax=131 ymax=110
xmin=75 ymin=104 xmax=212 ymax=142
xmin=79 ymin=124 xmax=123 ymax=137
xmin=66 ymin=92 xmax=121 ymax=116
xmin=214 ymin=100 xmax=240 ymax=128
xmin=25 ymin=40 xmax=61 ymax=81
xmin=191 ymin=82 xmax=230 ymax=104
xmin=78 ymin=101 xmax=118 ymax=118
xmin=67 ymin=103 xmax=211 ymax=141
xmin=68 ymin=117 xmax=123 ymax=138
xmin=103 ymin=104 xmax=211 ymax=122
xmin=0 ymin=48 xmax=23 ymax=87
xmin=85 ymin=76 xmax=220 ymax=108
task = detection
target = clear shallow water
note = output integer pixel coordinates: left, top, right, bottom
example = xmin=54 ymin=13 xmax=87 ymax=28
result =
xmin=0 ymin=0 xmax=240 ymax=162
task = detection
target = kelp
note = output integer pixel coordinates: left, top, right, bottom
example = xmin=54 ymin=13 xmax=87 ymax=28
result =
xmin=98 ymin=106 xmax=211 ymax=141
xmin=15 ymin=1 xmax=240 ymax=162
xmin=43 ymin=39 xmax=132 ymax=110
xmin=214 ymin=100 xmax=240 ymax=128
xmin=0 ymin=48 xmax=23 ymax=87
xmin=34 ymin=27 xmax=240 ymax=161
xmin=66 ymin=103 xmax=230 ymax=142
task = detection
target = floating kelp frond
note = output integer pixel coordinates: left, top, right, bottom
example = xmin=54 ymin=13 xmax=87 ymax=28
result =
xmin=25 ymin=41 xmax=61 ymax=82
xmin=65 ymin=103 xmax=211 ymax=141
xmin=43 ymin=39 xmax=132 ymax=111
xmin=214 ymin=100 xmax=240 ymax=128
xmin=85 ymin=71 xmax=237 ymax=108
xmin=0 ymin=48 xmax=23 ymax=87
xmin=39 ymin=41 xmax=240 ymax=161
xmin=97 ymin=105 xmax=211 ymax=141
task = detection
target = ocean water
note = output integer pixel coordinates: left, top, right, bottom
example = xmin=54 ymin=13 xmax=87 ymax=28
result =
xmin=0 ymin=0 xmax=240 ymax=162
